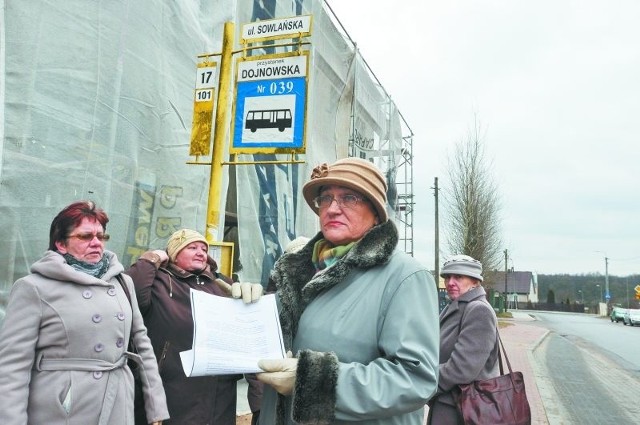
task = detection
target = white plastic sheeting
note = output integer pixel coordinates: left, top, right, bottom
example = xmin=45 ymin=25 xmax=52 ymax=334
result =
xmin=0 ymin=0 xmax=412 ymax=309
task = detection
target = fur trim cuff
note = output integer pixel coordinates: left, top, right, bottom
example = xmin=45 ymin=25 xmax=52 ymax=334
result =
xmin=292 ymin=350 xmax=339 ymax=424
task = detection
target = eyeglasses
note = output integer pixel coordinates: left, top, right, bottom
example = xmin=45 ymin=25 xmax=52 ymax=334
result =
xmin=68 ymin=233 xmax=110 ymax=242
xmin=313 ymin=194 xmax=365 ymax=209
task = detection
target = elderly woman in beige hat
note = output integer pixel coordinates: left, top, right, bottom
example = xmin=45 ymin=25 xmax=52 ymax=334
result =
xmin=427 ymin=255 xmax=500 ymax=425
xmin=126 ymin=229 xmax=263 ymax=425
xmin=256 ymin=157 xmax=440 ymax=425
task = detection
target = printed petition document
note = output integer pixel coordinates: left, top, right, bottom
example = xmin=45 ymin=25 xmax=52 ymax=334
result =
xmin=180 ymin=290 xmax=286 ymax=376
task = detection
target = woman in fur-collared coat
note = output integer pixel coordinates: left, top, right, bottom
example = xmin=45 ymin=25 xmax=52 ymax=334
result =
xmin=257 ymin=158 xmax=440 ymax=425
xmin=427 ymin=255 xmax=500 ymax=425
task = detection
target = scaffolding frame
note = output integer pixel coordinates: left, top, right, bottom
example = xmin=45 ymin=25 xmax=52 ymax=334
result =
xmin=325 ymin=1 xmax=415 ymax=256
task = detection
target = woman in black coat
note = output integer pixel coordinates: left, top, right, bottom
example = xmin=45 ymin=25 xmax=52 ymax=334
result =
xmin=427 ymin=255 xmax=500 ymax=425
xmin=127 ymin=228 xmax=263 ymax=425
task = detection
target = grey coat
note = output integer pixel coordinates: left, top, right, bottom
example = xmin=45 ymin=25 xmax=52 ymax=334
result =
xmin=427 ymin=286 xmax=499 ymax=425
xmin=0 ymin=250 xmax=169 ymax=425
xmin=260 ymin=220 xmax=440 ymax=425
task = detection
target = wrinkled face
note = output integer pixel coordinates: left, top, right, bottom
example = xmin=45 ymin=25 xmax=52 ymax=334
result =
xmin=444 ymin=274 xmax=479 ymax=300
xmin=318 ymin=185 xmax=378 ymax=246
xmin=174 ymin=241 xmax=208 ymax=272
xmin=55 ymin=217 xmax=106 ymax=264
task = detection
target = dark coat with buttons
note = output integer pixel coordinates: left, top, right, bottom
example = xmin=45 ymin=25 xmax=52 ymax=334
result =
xmin=0 ymin=250 xmax=169 ymax=425
xmin=127 ymin=251 xmax=257 ymax=425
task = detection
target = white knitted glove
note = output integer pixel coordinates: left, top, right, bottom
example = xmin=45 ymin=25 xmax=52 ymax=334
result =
xmin=231 ymin=282 xmax=264 ymax=303
xmin=257 ymin=352 xmax=296 ymax=395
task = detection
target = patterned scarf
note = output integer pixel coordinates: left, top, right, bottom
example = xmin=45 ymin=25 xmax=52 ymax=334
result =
xmin=63 ymin=253 xmax=110 ymax=278
xmin=312 ymin=239 xmax=355 ymax=272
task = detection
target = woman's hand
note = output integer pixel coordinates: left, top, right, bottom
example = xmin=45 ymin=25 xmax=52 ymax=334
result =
xmin=257 ymin=351 xmax=296 ymax=395
xmin=215 ymin=279 xmax=263 ymax=303
xmin=232 ymin=282 xmax=264 ymax=303
xmin=151 ymin=249 xmax=169 ymax=265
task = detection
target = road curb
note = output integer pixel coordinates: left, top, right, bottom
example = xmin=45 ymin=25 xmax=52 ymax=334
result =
xmin=530 ymin=329 xmax=550 ymax=353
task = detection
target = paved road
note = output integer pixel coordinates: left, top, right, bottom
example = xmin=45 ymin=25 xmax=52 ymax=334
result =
xmin=529 ymin=311 xmax=640 ymax=424
xmin=532 ymin=310 xmax=640 ymax=369
xmin=237 ymin=310 xmax=640 ymax=424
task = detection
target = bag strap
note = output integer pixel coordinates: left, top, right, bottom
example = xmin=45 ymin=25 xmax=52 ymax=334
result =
xmin=116 ymin=274 xmax=132 ymax=306
xmin=496 ymin=330 xmax=514 ymax=375
xmin=115 ymin=274 xmax=137 ymax=353
xmin=458 ymin=301 xmax=511 ymax=376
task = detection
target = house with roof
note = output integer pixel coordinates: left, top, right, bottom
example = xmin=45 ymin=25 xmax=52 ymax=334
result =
xmin=487 ymin=270 xmax=539 ymax=307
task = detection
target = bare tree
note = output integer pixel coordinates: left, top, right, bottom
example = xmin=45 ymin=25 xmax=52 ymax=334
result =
xmin=444 ymin=119 xmax=502 ymax=274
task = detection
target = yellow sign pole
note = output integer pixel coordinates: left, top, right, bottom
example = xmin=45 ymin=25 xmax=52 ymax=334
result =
xmin=206 ymin=21 xmax=234 ymax=244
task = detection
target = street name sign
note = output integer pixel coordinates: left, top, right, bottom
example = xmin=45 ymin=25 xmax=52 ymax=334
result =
xmin=231 ymin=52 xmax=308 ymax=154
xmin=241 ymin=15 xmax=312 ymax=43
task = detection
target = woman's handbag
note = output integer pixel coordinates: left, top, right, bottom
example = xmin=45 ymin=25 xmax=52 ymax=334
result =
xmin=456 ymin=330 xmax=532 ymax=425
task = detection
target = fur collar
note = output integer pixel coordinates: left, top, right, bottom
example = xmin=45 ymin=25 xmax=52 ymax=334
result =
xmin=273 ymin=220 xmax=398 ymax=349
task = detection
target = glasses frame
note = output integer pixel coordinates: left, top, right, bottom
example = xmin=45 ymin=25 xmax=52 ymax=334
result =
xmin=313 ymin=194 xmax=366 ymax=210
xmin=67 ymin=233 xmax=110 ymax=242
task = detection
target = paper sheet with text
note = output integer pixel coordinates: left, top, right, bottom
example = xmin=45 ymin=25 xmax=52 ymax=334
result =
xmin=180 ymin=291 xmax=285 ymax=376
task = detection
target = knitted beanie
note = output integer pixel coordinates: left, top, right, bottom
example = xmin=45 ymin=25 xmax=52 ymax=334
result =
xmin=166 ymin=229 xmax=209 ymax=262
xmin=440 ymin=254 xmax=484 ymax=282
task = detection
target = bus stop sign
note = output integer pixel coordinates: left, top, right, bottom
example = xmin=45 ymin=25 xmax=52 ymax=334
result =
xmin=231 ymin=54 xmax=308 ymax=153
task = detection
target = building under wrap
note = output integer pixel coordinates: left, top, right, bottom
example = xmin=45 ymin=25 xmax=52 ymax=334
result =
xmin=0 ymin=0 xmax=415 ymax=320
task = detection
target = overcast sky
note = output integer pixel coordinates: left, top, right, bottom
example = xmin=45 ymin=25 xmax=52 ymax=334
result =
xmin=328 ymin=0 xmax=640 ymax=277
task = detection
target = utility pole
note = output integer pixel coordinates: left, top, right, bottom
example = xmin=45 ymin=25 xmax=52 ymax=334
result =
xmin=595 ymin=251 xmax=610 ymax=312
xmin=605 ymin=256 xmax=610 ymax=308
xmin=504 ymin=249 xmax=508 ymax=311
xmin=433 ymin=177 xmax=439 ymax=287
xmin=626 ymin=278 xmax=629 ymax=309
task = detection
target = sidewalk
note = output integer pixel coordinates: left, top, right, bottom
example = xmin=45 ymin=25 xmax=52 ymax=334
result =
xmin=236 ymin=310 xmax=550 ymax=424
xmin=498 ymin=310 xmax=549 ymax=425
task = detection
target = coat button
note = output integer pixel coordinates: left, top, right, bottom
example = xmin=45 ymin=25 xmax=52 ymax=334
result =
xmin=93 ymin=371 xmax=103 ymax=379
xmin=94 ymin=343 xmax=104 ymax=352
xmin=107 ymin=288 xmax=117 ymax=296
xmin=82 ymin=290 xmax=93 ymax=299
xmin=116 ymin=338 xmax=125 ymax=348
xmin=92 ymin=314 xmax=102 ymax=323
xmin=117 ymin=312 xmax=125 ymax=321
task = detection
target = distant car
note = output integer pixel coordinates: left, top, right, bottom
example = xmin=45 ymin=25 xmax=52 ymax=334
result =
xmin=610 ymin=307 xmax=628 ymax=323
xmin=623 ymin=309 xmax=640 ymax=326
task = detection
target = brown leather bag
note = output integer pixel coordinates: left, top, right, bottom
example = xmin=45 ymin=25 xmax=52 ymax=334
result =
xmin=456 ymin=330 xmax=531 ymax=425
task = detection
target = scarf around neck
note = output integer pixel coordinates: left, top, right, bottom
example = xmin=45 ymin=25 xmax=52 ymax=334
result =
xmin=312 ymin=239 xmax=355 ymax=272
xmin=63 ymin=253 xmax=110 ymax=278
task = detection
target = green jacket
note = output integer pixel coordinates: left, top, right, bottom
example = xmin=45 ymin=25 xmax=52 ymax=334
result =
xmin=260 ymin=220 xmax=440 ymax=425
